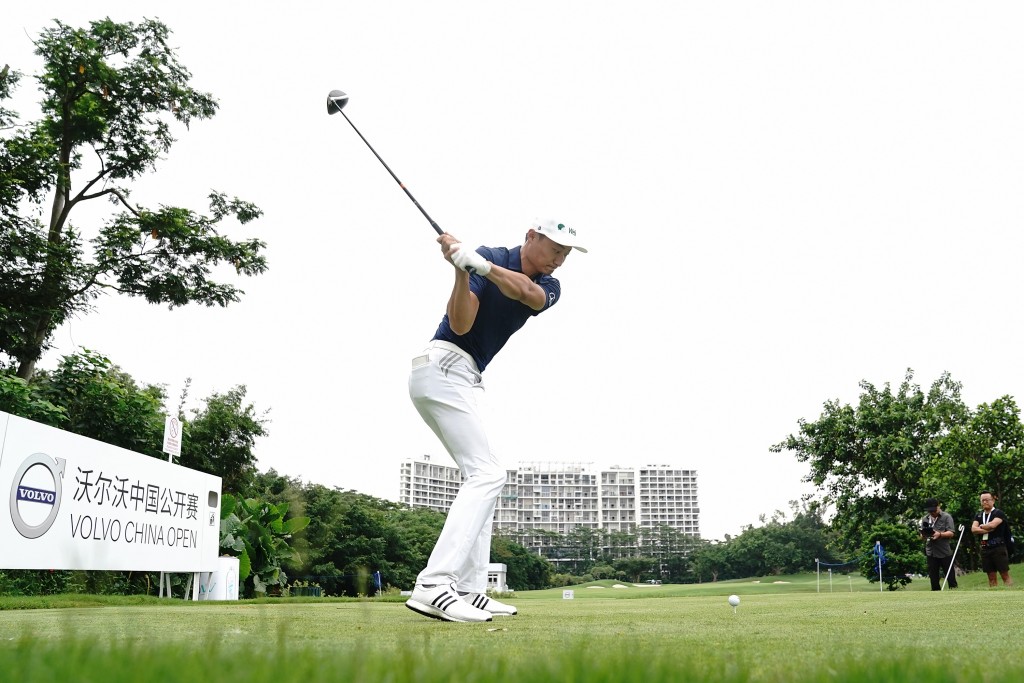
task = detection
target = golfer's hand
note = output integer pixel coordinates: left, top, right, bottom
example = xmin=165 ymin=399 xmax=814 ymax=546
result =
xmin=438 ymin=233 xmax=460 ymax=262
xmin=451 ymin=244 xmax=492 ymax=276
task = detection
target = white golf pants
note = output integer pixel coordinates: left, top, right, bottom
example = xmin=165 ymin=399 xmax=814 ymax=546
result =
xmin=409 ymin=341 xmax=507 ymax=594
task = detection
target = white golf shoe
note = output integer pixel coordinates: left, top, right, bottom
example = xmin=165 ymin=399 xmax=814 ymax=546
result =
xmin=461 ymin=592 xmax=518 ymax=616
xmin=406 ymin=583 xmax=493 ymax=623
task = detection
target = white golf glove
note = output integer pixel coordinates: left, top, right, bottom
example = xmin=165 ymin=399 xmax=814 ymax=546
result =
xmin=451 ymin=244 xmax=492 ymax=276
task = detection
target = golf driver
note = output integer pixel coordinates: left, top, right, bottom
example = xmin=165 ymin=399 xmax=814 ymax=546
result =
xmin=326 ymin=90 xmax=443 ymax=235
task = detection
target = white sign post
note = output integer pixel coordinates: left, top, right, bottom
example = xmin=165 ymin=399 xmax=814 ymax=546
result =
xmin=161 ymin=415 xmax=184 ymax=597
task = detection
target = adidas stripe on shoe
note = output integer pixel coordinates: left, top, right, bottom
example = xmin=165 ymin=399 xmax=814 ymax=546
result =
xmin=406 ymin=583 xmax=492 ymax=623
xmin=462 ymin=592 xmax=518 ymax=616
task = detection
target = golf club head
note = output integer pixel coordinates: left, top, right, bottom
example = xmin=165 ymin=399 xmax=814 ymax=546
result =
xmin=326 ymin=90 xmax=349 ymax=115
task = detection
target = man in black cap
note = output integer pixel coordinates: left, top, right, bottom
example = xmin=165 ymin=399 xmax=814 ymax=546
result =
xmin=921 ymin=498 xmax=958 ymax=590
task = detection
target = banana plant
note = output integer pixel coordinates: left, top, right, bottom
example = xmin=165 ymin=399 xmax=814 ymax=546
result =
xmin=219 ymin=493 xmax=309 ymax=597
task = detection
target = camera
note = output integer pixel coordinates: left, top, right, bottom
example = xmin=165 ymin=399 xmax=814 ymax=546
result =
xmin=920 ymin=520 xmax=935 ymax=539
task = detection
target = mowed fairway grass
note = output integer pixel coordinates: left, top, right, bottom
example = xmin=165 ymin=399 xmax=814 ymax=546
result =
xmin=2 ymin=572 xmax=1021 ymax=682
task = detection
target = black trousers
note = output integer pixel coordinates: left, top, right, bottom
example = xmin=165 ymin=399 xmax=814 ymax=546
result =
xmin=927 ymin=554 xmax=957 ymax=590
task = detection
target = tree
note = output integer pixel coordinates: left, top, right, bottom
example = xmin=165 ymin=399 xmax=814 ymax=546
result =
xmin=0 ymin=371 xmax=66 ymax=425
xmin=0 ymin=18 xmax=267 ymax=379
xmin=858 ymin=521 xmax=924 ymax=590
xmin=32 ymin=348 xmax=166 ymax=454
xmin=245 ymin=468 xmax=304 ymax=503
xmin=491 ymin=536 xmax=553 ymax=590
xmin=386 ymin=505 xmax=449 ymax=591
xmin=923 ymin=396 xmax=1024 ymax=566
xmin=285 ymin=486 xmax=443 ymax=597
xmin=641 ymin=525 xmax=700 ymax=580
xmin=771 ymin=370 xmax=969 ymax=550
xmin=612 ymin=556 xmax=658 ymax=583
xmin=288 ymin=483 xmax=350 ymax=595
xmin=721 ymin=503 xmax=833 ymax=578
xmin=178 ymin=385 xmax=267 ymax=495
xmin=604 ymin=529 xmax=638 ymax=560
xmin=671 ymin=502 xmax=835 ymax=584
xmin=564 ymin=526 xmax=602 ymax=574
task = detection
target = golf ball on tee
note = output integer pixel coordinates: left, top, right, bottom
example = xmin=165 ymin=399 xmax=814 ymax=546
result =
xmin=728 ymin=595 xmax=740 ymax=607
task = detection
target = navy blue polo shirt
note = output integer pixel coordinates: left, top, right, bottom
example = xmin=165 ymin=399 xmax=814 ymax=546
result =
xmin=431 ymin=244 xmax=560 ymax=372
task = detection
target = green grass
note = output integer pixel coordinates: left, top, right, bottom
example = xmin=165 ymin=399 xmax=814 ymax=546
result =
xmin=1 ymin=572 xmax=1021 ymax=682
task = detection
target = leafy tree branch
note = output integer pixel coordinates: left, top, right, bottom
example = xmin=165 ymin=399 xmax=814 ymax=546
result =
xmin=0 ymin=18 xmax=268 ymax=379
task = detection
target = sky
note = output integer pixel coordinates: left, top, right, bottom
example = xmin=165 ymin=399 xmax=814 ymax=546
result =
xmin=4 ymin=2 xmax=1024 ymax=541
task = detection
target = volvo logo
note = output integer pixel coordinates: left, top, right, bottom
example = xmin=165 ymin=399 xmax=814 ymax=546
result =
xmin=9 ymin=452 xmax=66 ymax=539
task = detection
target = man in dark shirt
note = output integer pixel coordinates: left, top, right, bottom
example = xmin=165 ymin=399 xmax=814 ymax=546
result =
xmin=405 ymin=220 xmax=587 ymax=622
xmin=972 ymin=490 xmax=1013 ymax=587
xmin=920 ymin=497 xmax=958 ymax=590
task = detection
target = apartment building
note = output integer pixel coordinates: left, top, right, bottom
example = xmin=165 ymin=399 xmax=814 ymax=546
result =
xmin=399 ymin=457 xmax=700 ymax=553
xmin=638 ymin=465 xmax=700 ymax=536
xmin=515 ymin=462 xmax=600 ymax=548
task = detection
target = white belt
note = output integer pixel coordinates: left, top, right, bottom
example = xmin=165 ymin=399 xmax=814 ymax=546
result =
xmin=413 ymin=340 xmax=479 ymax=373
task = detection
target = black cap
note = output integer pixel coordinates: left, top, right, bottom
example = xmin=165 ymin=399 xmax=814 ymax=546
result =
xmin=923 ymin=498 xmax=939 ymax=512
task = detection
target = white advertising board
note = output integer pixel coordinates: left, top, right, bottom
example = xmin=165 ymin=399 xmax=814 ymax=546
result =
xmin=1 ymin=411 xmax=222 ymax=572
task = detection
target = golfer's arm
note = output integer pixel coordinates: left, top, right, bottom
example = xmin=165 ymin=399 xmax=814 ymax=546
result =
xmin=446 ymin=272 xmax=479 ymax=335
xmin=483 ymin=264 xmax=546 ymax=311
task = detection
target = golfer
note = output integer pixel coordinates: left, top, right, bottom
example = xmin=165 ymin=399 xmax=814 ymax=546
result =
xmin=405 ymin=219 xmax=587 ymax=623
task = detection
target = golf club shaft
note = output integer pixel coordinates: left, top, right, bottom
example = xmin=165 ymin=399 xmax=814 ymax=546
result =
xmin=942 ymin=524 xmax=965 ymax=590
xmin=337 ymin=111 xmax=443 ymax=236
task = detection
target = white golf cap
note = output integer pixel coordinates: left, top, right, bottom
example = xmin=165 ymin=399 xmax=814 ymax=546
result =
xmin=534 ymin=219 xmax=588 ymax=253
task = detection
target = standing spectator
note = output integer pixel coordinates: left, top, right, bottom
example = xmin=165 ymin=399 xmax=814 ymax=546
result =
xmin=920 ymin=498 xmax=958 ymax=590
xmin=972 ymin=490 xmax=1013 ymax=587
